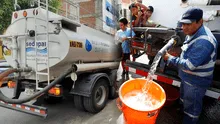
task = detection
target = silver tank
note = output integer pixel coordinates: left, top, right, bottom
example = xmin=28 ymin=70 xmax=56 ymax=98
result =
xmin=2 ymin=8 xmax=121 ymax=81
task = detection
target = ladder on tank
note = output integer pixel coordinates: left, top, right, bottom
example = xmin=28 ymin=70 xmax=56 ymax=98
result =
xmin=34 ymin=0 xmax=50 ymax=90
xmin=32 ymin=0 xmax=80 ymax=90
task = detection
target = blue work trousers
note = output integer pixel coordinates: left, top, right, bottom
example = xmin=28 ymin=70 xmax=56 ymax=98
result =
xmin=180 ymin=81 xmax=207 ymax=124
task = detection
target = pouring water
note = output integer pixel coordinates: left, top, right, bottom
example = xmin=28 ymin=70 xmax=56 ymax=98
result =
xmin=136 ymin=54 xmax=162 ymax=101
xmin=137 ymin=38 xmax=176 ymax=100
xmin=124 ymin=38 xmax=177 ymax=110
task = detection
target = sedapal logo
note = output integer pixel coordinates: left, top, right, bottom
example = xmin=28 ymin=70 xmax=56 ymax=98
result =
xmin=26 ymin=41 xmax=47 ymax=54
xmin=85 ymin=39 xmax=92 ymax=52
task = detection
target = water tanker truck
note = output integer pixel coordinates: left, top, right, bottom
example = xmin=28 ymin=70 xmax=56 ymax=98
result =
xmin=0 ymin=0 xmax=220 ymax=119
xmin=0 ymin=0 xmax=121 ymax=118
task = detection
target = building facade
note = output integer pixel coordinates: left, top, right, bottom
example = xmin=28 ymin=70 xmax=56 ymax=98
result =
xmin=78 ymin=0 xmax=120 ymax=34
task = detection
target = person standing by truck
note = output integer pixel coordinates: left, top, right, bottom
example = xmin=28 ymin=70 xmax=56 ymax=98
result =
xmin=163 ymin=8 xmax=218 ymax=124
xmin=115 ymin=17 xmax=135 ymax=75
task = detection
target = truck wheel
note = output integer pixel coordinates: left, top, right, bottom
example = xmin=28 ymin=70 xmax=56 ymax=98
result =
xmin=74 ymin=95 xmax=86 ymax=111
xmin=83 ymin=79 xmax=109 ymax=113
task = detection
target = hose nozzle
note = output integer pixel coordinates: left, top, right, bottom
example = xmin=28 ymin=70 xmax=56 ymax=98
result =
xmin=158 ymin=35 xmax=181 ymax=55
xmin=171 ymin=35 xmax=181 ymax=46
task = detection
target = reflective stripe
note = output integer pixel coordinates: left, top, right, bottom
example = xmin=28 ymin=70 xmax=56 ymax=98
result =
xmin=181 ymin=44 xmax=188 ymax=51
xmin=180 ymin=98 xmax=184 ymax=102
xmin=184 ymin=81 xmax=193 ymax=86
xmin=184 ymin=111 xmax=199 ymax=118
xmin=183 ymin=70 xmax=214 ymax=77
xmin=187 ymin=35 xmax=207 ymax=46
xmin=182 ymin=35 xmax=216 ymax=75
xmin=208 ymin=37 xmax=216 ymax=59
xmin=207 ymin=35 xmax=217 ymax=48
xmin=196 ymin=61 xmax=215 ymax=69
xmin=186 ymin=59 xmax=196 ymax=70
xmin=186 ymin=59 xmax=216 ymax=70
xmin=211 ymin=52 xmax=215 ymax=59
xmin=204 ymin=35 xmax=216 ymax=60
xmin=187 ymin=35 xmax=215 ymax=46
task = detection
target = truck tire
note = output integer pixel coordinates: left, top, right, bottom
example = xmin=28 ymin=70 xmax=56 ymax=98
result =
xmin=83 ymin=79 xmax=109 ymax=113
xmin=74 ymin=95 xmax=86 ymax=111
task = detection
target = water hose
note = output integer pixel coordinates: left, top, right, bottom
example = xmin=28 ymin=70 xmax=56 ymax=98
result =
xmin=148 ymin=35 xmax=180 ymax=76
xmin=158 ymin=37 xmax=177 ymax=56
xmin=0 ymin=67 xmax=73 ymax=104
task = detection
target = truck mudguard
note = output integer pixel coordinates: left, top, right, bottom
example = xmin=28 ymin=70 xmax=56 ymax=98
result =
xmin=70 ymin=73 xmax=111 ymax=97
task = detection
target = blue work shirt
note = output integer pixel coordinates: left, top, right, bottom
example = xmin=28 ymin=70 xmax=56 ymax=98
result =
xmin=115 ymin=28 xmax=135 ymax=54
xmin=167 ymin=25 xmax=218 ymax=88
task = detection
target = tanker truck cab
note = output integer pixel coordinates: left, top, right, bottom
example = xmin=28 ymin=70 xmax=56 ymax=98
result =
xmin=0 ymin=0 xmax=120 ymax=118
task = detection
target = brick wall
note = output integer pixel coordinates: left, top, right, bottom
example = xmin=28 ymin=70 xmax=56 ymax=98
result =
xmin=79 ymin=0 xmax=95 ymax=15
xmin=80 ymin=17 xmax=96 ymax=28
xmin=60 ymin=0 xmax=119 ymax=34
xmin=79 ymin=0 xmax=96 ymax=28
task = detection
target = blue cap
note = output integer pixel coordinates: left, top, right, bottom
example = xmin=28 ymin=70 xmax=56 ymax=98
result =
xmin=179 ymin=8 xmax=203 ymax=24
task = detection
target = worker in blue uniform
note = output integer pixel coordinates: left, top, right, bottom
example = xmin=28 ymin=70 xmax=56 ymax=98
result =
xmin=163 ymin=8 xmax=218 ymax=124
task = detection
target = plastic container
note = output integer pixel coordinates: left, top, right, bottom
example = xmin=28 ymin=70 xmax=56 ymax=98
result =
xmin=117 ymin=78 xmax=166 ymax=124
xmin=158 ymin=83 xmax=180 ymax=107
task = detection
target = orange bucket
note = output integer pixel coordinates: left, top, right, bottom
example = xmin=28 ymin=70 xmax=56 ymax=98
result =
xmin=117 ymin=78 xmax=166 ymax=124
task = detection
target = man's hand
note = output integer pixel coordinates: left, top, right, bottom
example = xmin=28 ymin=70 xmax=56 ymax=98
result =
xmin=135 ymin=2 xmax=148 ymax=11
xmin=121 ymin=37 xmax=127 ymax=42
xmin=163 ymin=52 xmax=171 ymax=61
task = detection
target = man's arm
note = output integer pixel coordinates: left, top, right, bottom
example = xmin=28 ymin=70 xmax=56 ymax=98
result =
xmin=133 ymin=12 xmax=142 ymax=27
xmin=135 ymin=2 xmax=148 ymax=12
xmin=132 ymin=2 xmax=148 ymax=27
xmin=165 ymin=39 xmax=214 ymax=71
xmin=114 ymin=31 xmax=127 ymax=43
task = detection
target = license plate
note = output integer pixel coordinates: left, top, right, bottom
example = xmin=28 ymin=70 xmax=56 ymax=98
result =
xmin=24 ymin=88 xmax=35 ymax=96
